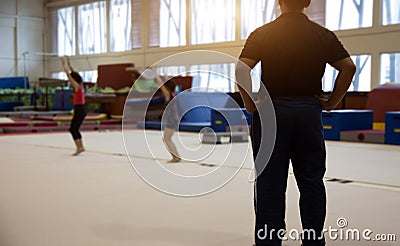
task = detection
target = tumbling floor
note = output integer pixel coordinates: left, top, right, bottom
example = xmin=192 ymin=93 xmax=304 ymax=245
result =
xmin=0 ymin=130 xmax=399 ymax=246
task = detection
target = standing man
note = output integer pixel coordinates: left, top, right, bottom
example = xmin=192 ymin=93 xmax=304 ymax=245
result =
xmin=236 ymin=0 xmax=356 ymax=245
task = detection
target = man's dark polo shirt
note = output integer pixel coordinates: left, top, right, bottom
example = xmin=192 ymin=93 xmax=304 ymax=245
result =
xmin=240 ymin=12 xmax=350 ymax=97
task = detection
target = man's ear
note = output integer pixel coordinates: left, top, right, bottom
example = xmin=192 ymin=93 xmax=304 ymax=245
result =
xmin=304 ymin=0 xmax=311 ymax=8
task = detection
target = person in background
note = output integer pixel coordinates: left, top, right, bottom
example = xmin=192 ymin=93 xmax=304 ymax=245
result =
xmin=61 ymin=56 xmax=87 ymax=156
xmin=236 ymin=0 xmax=356 ymax=245
xmin=152 ymin=67 xmax=181 ymax=163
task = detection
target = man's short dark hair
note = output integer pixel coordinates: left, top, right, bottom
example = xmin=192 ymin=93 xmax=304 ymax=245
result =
xmin=282 ymin=0 xmax=311 ymax=10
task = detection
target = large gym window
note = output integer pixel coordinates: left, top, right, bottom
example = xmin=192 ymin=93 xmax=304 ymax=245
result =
xmin=382 ymin=0 xmax=400 ymax=25
xmin=52 ymin=72 xmax=68 ymax=81
xmin=147 ymin=0 xmax=186 ymax=47
xmin=189 ymin=63 xmax=235 ymax=92
xmin=157 ymin=66 xmax=187 ymax=77
xmin=57 ymin=7 xmax=75 ymax=56
xmin=324 ymin=55 xmax=371 ymax=92
xmin=77 ymin=1 xmax=107 ymax=55
xmin=110 ymin=0 xmax=132 ymax=52
xmin=325 ymin=0 xmax=373 ymax=30
xmin=381 ymin=53 xmax=400 ymax=84
xmin=51 ymin=70 xmax=97 ymax=83
xmin=351 ymin=54 xmax=372 ymax=91
xmin=191 ymin=0 xmax=235 ymax=45
xmin=160 ymin=0 xmax=186 ymax=47
xmin=81 ymin=70 xmax=98 ymax=83
xmin=241 ymin=0 xmax=277 ymax=39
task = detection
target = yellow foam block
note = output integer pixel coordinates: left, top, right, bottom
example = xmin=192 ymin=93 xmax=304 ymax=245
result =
xmin=373 ymin=122 xmax=385 ymax=130
xmin=53 ymin=113 xmax=107 ymax=122
xmin=111 ymin=115 xmax=124 ymax=120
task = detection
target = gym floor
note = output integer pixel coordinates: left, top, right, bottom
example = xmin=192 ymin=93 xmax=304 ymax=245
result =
xmin=0 ymin=130 xmax=399 ymax=246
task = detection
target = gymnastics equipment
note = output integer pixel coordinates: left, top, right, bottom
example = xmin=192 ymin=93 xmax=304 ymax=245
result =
xmin=385 ymin=112 xmax=400 ymax=145
xmin=322 ymin=110 xmax=373 ymax=140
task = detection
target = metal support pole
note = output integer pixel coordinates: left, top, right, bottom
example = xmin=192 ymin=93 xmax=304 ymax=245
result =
xmin=338 ymin=0 xmax=344 ymax=29
xmin=22 ymin=51 xmax=28 ymax=90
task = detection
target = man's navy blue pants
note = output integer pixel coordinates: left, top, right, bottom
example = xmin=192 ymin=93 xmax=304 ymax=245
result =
xmin=252 ymin=97 xmax=326 ymax=246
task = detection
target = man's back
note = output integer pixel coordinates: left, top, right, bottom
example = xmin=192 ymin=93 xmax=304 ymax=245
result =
xmin=241 ymin=12 xmax=349 ymax=97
